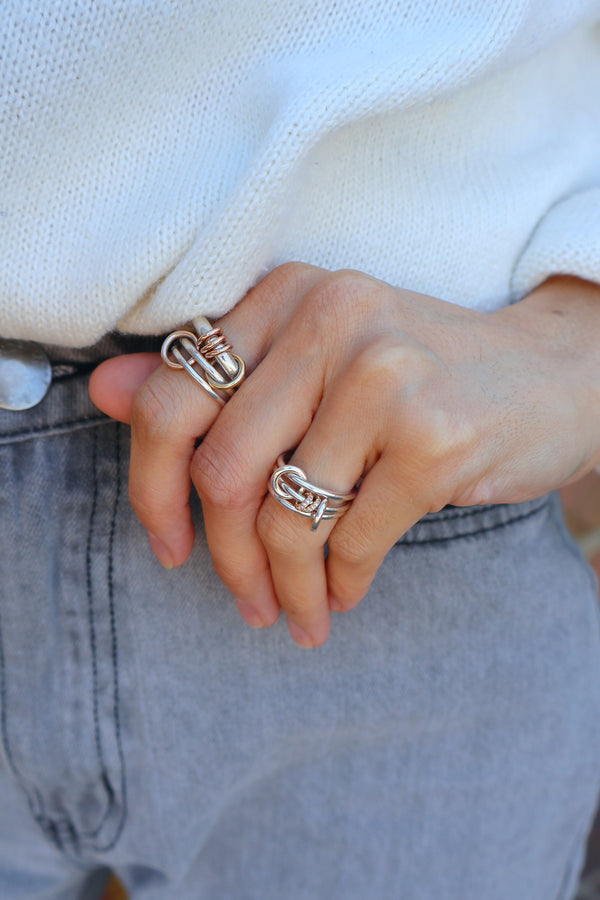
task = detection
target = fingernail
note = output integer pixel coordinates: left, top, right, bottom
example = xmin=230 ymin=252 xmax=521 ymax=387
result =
xmin=287 ymin=620 xmax=318 ymax=648
xmin=235 ymin=598 xmax=267 ymax=628
xmin=329 ymin=595 xmax=344 ymax=612
xmin=148 ymin=532 xmax=175 ymax=569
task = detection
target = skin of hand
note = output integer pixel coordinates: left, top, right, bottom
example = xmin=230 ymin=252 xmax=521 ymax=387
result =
xmin=89 ymin=264 xmax=600 ymax=647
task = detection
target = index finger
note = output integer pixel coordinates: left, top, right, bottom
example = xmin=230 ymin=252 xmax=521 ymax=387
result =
xmin=117 ymin=263 xmax=326 ymax=570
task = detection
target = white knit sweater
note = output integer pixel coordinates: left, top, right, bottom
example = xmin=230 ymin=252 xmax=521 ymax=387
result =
xmin=1 ymin=0 xmax=600 ymax=347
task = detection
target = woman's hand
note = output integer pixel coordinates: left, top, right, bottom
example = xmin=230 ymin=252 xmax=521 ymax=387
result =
xmin=90 ymin=265 xmax=600 ymax=646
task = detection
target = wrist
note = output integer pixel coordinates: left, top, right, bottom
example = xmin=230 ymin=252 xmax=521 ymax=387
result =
xmin=502 ymin=276 xmax=600 ymax=348
xmin=495 ymin=276 xmax=600 ymax=476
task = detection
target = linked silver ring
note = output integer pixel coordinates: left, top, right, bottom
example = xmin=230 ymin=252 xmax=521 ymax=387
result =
xmin=268 ymin=455 xmax=358 ymax=532
xmin=161 ymin=317 xmax=245 ymax=405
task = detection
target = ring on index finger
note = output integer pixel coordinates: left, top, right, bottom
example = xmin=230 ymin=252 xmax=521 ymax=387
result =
xmin=268 ymin=455 xmax=358 ymax=532
xmin=161 ymin=316 xmax=246 ymax=406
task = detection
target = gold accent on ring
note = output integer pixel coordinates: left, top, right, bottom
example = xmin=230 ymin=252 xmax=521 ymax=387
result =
xmin=161 ymin=317 xmax=245 ymax=405
xmin=197 ymin=328 xmax=233 ymax=359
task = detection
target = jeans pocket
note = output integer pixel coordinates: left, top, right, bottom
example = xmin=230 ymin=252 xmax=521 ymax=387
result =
xmin=0 ymin=421 xmax=128 ymax=858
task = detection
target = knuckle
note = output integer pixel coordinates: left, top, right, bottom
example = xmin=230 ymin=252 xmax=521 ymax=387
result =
xmin=351 ymin=338 xmax=477 ymax=471
xmin=419 ymin=406 xmax=456 ymax=455
xmin=320 ymin=268 xmax=370 ymax=302
xmin=291 ymin=271 xmax=370 ymax=364
xmin=270 ymin=260 xmax=314 ymax=285
xmin=302 ymin=270 xmax=363 ymax=325
xmin=352 ymin=337 xmax=429 ymax=392
xmin=130 ymin=379 xmax=177 ymax=442
xmin=254 ymin=261 xmax=317 ymax=310
xmin=191 ymin=439 xmax=250 ymax=511
xmin=412 ymin=403 xmax=476 ymax=465
xmin=318 ymin=269 xmax=383 ymax=325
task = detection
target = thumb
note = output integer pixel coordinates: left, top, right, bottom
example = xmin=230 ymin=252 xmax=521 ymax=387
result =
xmin=89 ymin=353 xmax=162 ymax=423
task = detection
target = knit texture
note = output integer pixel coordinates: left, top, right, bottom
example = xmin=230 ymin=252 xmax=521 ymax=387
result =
xmin=512 ymin=189 xmax=600 ymax=296
xmin=1 ymin=0 xmax=600 ymax=346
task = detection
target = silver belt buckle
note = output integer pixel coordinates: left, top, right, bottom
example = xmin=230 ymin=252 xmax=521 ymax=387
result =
xmin=0 ymin=339 xmax=52 ymax=410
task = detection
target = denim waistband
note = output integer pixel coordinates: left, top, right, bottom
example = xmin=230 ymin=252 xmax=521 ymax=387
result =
xmin=42 ymin=333 xmax=161 ymax=366
xmin=0 ymin=334 xmax=555 ymax=546
xmin=0 ymin=334 xmax=160 ymax=444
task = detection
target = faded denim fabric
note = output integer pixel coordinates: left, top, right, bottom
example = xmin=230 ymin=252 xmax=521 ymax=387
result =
xmin=1 ymin=341 xmax=600 ymax=900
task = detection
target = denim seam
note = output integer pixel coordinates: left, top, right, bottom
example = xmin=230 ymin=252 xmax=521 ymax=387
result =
xmin=100 ymin=422 xmax=127 ymax=851
xmin=422 ymin=504 xmax=497 ymax=523
xmin=395 ymin=501 xmax=548 ymax=547
xmin=0 ymin=419 xmax=129 ymax=861
xmin=82 ymin=427 xmax=117 ymax=847
xmin=14 ymin=425 xmax=129 ymax=859
xmin=46 ymin=820 xmax=64 ymax=854
xmin=8 ymin=433 xmax=111 ymax=861
xmin=86 ymin=427 xmax=106 ymax=815
xmin=80 ymin=425 xmax=127 ymax=853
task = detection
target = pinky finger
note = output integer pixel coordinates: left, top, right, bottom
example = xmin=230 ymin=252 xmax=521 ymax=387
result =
xmin=326 ymin=455 xmax=428 ymax=612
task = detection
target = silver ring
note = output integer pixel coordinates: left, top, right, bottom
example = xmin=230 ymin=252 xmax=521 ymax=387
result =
xmin=161 ymin=317 xmax=245 ymax=405
xmin=268 ymin=455 xmax=358 ymax=532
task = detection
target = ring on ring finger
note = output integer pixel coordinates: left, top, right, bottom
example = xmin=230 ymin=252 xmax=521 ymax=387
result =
xmin=268 ymin=455 xmax=358 ymax=532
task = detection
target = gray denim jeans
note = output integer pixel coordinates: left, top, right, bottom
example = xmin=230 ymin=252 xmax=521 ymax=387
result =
xmin=1 ymin=339 xmax=600 ymax=900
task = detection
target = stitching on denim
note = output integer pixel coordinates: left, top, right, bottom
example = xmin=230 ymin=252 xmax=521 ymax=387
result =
xmin=97 ymin=421 xmax=127 ymax=851
xmin=45 ymin=820 xmax=64 ymax=853
xmin=77 ymin=426 xmax=127 ymax=852
xmin=85 ymin=427 xmax=113 ymax=836
xmin=55 ymin=817 xmax=80 ymax=856
xmin=396 ymin=501 xmax=548 ymax=547
xmin=83 ymin=770 xmax=116 ymax=840
xmin=15 ymin=429 xmax=112 ymax=860
xmin=0 ymin=426 xmax=127 ymax=859
xmin=423 ymin=504 xmax=496 ymax=523
xmin=0 ymin=414 xmax=109 ymax=442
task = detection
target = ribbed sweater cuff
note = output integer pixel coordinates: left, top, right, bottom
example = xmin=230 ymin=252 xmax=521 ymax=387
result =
xmin=511 ymin=187 xmax=600 ymax=298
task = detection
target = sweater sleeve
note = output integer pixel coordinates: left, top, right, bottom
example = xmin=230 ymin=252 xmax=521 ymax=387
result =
xmin=511 ymin=187 xmax=600 ymax=297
